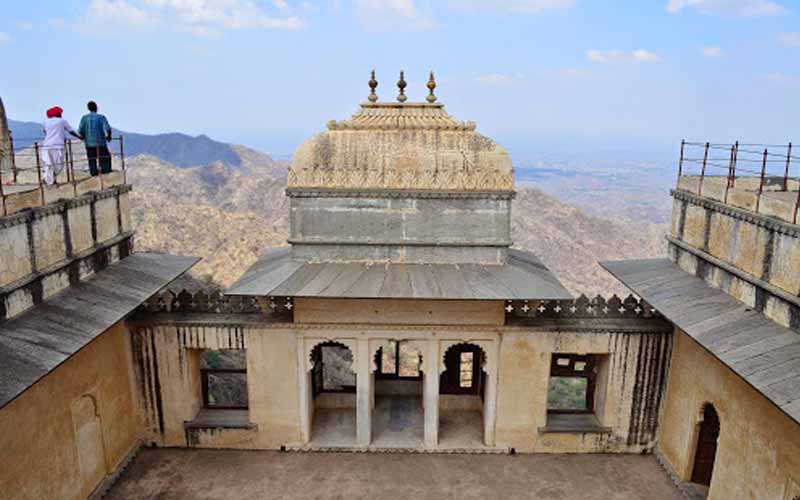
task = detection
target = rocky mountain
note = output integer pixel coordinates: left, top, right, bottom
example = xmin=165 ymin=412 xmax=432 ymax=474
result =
xmin=125 ymin=146 xmax=666 ymax=297
xmin=9 ymin=119 xmax=242 ymax=168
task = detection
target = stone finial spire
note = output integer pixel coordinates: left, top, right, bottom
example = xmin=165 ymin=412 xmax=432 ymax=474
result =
xmin=396 ymin=71 xmax=407 ymax=103
xmin=368 ymin=70 xmax=378 ymax=103
xmin=426 ymin=71 xmax=437 ymax=103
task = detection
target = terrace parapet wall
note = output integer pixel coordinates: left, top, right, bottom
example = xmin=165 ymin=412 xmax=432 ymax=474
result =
xmin=0 ymin=184 xmax=133 ymax=320
xmin=669 ymin=187 xmax=800 ymax=331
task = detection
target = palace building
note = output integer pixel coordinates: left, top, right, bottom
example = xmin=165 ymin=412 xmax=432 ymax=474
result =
xmin=0 ymin=73 xmax=798 ymax=500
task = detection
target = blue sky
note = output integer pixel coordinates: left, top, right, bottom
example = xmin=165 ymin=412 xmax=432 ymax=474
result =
xmin=1 ymin=0 xmax=798 ymax=156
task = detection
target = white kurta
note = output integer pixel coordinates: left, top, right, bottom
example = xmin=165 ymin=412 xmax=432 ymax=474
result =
xmin=41 ymin=117 xmax=76 ymax=185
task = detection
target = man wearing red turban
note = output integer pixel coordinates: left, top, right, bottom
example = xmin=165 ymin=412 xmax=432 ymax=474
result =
xmin=41 ymin=106 xmax=79 ymax=185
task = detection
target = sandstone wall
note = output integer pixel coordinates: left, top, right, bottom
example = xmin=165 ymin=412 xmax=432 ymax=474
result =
xmin=657 ymin=330 xmax=800 ymax=500
xmin=0 ymin=322 xmax=140 ymax=500
xmin=670 ymin=189 xmax=800 ymax=331
xmin=0 ymin=185 xmax=133 ymax=320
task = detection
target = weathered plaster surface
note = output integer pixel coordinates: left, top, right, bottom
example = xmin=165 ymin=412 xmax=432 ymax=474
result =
xmin=0 ymin=322 xmax=139 ymax=500
xmin=658 ymin=330 xmax=800 ymax=500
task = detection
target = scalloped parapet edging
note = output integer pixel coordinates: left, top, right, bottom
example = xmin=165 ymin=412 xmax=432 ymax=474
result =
xmin=505 ymin=294 xmax=661 ymax=319
xmin=139 ymin=290 xmax=661 ymax=320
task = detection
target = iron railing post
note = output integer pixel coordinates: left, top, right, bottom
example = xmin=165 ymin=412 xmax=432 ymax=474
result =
xmin=729 ymin=141 xmax=739 ymax=190
xmin=9 ymin=130 xmax=17 ymax=183
xmin=699 ymin=142 xmax=710 ymax=195
xmin=756 ymin=149 xmax=768 ymax=213
xmin=34 ymin=142 xmax=44 ymax=203
xmin=0 ymin=153 xmax=5 ymax=216
xmin=784 ymin=142 xmax=792 ymax=192
xmin=724 ymin=144 xmax=735 ymax=204
xmin=119 ymin=135 xmax=126 ymax=184
xmin=678 ymin=139 xmax=685 ymax=180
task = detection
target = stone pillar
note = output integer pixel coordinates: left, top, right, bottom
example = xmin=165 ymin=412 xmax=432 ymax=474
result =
xmin=482 ymin=341 xmax=500 ymax=447
xmin=424 ymin=338 xmax=440 ymax=447
xmin=356 ymin=338 xmax=372 ymax=446
xmin=297 ymin=340 xmax=311 ymax=444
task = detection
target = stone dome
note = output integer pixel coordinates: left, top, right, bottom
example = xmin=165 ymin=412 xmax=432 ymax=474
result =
xmin=288 ymin=101 xmax=514 ymax=192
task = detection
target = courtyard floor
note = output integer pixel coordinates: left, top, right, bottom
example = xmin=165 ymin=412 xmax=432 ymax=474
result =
xmin=105 ymin=448 xmax=685 ymax=500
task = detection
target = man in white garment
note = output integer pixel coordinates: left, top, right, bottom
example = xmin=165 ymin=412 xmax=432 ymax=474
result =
xmin=41 ymin=106 xmax=80 ymax=185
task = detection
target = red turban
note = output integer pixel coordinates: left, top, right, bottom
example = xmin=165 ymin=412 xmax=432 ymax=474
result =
xmin=46 ymin=106 xmax=63 ymax=118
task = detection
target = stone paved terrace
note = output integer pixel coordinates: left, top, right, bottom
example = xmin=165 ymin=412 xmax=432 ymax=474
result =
xmin=105 ymin=448 xmax=685 ymax=500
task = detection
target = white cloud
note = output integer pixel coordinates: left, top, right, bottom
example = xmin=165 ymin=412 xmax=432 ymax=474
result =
xmin=354 ymin=0 xmax=438 ymax=32
xmin=77 ymin=0 xmax=306 ymax=37
xmin=0 ymin=32 xmax=11 ymax=45
xmin=17 ymin=22 xmax=34 ymax=31
xmin=48 ymin=18 xmax=67 ymax=28
xmin=587 ymin=49 xmax=661 ymax=65
xmin=447 ymin=0 xmax=574 ymax=14
xmin=765 ymin=72 xmax=800 ymax=85
xmin=666 ymin=0 xmax=785 ymax=17
xmin=475 ymin=73 xmax=522 ymax=85
xmin=701 ymin=45 xmax=723 ymax=57
xmin=780 ymin=33 xmax=800 ymax=47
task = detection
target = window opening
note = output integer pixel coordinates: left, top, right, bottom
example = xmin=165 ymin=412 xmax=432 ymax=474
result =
xmin=547 ymin=354 xmax=596 ymax=413
xmin=201 ymin=349 xmax=248 ymax=409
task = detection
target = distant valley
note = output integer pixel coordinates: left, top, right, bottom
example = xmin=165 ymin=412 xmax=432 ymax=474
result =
xmin=9 ymin=121 xmax=670 ymax=297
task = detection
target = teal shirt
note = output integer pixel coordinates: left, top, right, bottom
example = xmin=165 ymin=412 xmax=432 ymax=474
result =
xmin=78 ymin=112 xmax=111 ymax=147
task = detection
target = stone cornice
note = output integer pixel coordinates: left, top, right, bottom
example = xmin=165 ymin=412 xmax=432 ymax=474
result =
xmin=672 ymin=189 xmax=800 ymax=237
xmin=286 ymin=188 xmax=516 ymax=200
xmin=288 ymin=239 xmax=512 ymax=247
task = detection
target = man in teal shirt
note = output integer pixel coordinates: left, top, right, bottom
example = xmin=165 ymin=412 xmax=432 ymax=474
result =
xmin=77 ymin=101 xmax=112 ymax=176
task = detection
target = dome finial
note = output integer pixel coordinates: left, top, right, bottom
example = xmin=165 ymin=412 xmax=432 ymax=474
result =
xmin=426 ymin=70 xmax=437 ymax=103
xmin=368 ymin=70 xmax=378 ymax=103
xmin=397 ymin=70 xmax=407 ymax=103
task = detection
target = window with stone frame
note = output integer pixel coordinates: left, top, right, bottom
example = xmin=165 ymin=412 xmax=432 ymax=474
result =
xmin=376 ymin=341 xmax=422 ymax=379
xmin=547 ymin=354 xmax=597 ymax=413
xmin=200 ymin=349 xmax=248 ymax=409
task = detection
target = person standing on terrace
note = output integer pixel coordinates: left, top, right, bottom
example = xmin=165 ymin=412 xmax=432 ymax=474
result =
xmin=41 ymin=106 xmax=80 ymax=185
xmin=77 ymin=101 xmax=113 ymax=176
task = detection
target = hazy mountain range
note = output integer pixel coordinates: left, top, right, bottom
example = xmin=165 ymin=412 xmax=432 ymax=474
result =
xmin=9 ymin=120 xmax=670 ymax=296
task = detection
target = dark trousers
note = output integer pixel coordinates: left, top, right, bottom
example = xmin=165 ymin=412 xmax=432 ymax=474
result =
xmin=87 ymin=145 xmax=112 ymax=176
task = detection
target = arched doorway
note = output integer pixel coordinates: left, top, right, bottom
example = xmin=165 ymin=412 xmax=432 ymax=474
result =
xmin=371 ymin=340 xmax=424 ymax=447
xmin=691 ymin=403 xmax=720 ymax=489
xmin=439 ymin=343 xmax=487 ymax=447
xmin=308 ymin=341 xmax=357 ymax=446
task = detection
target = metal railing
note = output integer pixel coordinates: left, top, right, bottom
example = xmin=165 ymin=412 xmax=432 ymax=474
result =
xmin=0 ymin=134 xmax=127 ymax=216
xmin=678 ymin=140 xmax=800 ymax=224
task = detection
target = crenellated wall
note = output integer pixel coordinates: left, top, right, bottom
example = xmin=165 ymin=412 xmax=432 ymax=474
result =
xmin=0 ymin=184 xmax=133 ymax=320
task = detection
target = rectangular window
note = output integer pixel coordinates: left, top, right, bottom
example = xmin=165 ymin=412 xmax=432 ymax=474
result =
xmin=381 ymin=340 xmax=398 ymax=375
xmin=321 ymin=345 xmax=356 ymax=392
xmin=377 ymin=341 xmax=421 ymax=379
xmin=547 ymin=354 xmax=596 ymax=413
xmin=201 ymin=349 xmax=248 ymax=409
xmin=459 ymin=352 xmax=474 ymax=388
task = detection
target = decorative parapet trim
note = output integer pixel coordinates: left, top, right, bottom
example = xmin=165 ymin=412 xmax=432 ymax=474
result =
xmin=139 ymin=290 xmax=294 ymax=316
xmin=286 ymin=188 xmax=515 ymax=200
xmin=287 ymin=238 xmax=512 ymax=247
xmin=672 ymin=189 xmax=800 ymax=237
xmin=504 ymin=295 xmax=662 ymax=320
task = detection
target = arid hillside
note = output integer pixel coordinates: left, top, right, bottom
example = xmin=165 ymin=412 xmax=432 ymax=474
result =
xmin=127 ymin=149 xmax=666 ymax=296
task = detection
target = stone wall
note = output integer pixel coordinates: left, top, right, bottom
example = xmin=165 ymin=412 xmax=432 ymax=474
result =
xmin=0 ymin=185 xmax=133 ymax=320
xmin=288 ymin=190 xmax=512 ymax=264
xmin=657 ymin=330 xmax=800 ymax=500
xmin=0 ymin=322 xmax=140 ymax=500
xmin=131 ymin=294 xmax=671 ymax=454
xmin=670 ymin=189 xmax=800 ymax=331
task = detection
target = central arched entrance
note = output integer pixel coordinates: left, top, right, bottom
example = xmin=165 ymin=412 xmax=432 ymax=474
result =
xmin=438 ymin=342 xmax=487 ymax=448
xmin=371 ymin=340 xmax=424 ymax=447
xmin=690 ymin=403 xmax=720 ymax=493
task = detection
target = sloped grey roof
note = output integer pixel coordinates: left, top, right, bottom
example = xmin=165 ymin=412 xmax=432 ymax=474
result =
xmin=0 ymin=252 xmax=198 ymax=409
xmin=601 ymin=258 xmax=800 ymax=426
xmin=227 ymin=248 xmax=572 ymax=300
